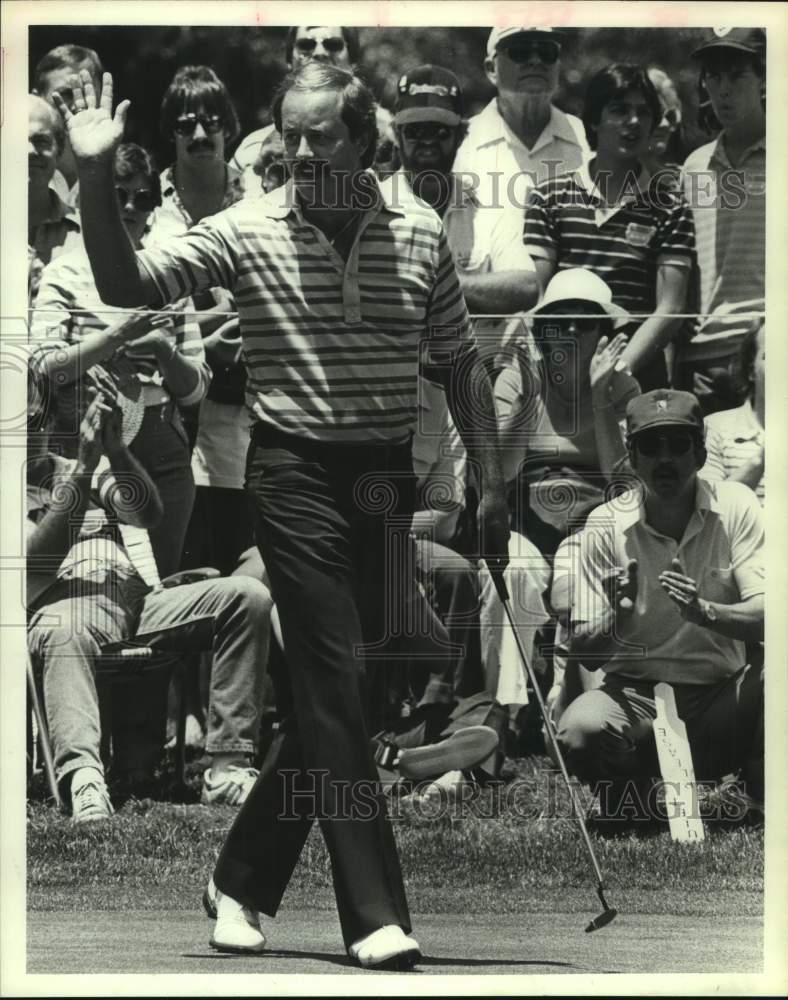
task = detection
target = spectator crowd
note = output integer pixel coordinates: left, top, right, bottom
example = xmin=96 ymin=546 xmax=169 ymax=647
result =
xmin=24 ymin=21 xmax=765 ymax=964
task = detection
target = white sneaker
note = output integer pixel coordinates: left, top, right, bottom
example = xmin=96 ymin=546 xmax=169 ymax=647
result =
xmin=71 ymin=775 xmax=114 ymax=824
xmin=348 ymin=925 xmax=421 ymax=969
xmin=209 ymin=888 xmax=266 ymax=954
xmin=201 ymin=764 xmax=259 ymax=806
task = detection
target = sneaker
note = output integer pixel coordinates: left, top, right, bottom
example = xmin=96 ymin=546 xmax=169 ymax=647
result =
xmin=71 ymin=778 xmax=114 ymax=824
xmin=396 ymin=726 xmax=499 ymax=781
xmin=209 ymin=889 xmax=266 ymax=954
xmin=406 ymin=769 xmax=469 ymax=808
xmin=348 ymin=925 xmax=421 ymax=970
xmin=201 ymin=765 xmax=259 ymax=806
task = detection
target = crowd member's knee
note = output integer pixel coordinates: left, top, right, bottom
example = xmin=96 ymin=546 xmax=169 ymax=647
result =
xmin=28 ymin=619 xmax=103 ymax=664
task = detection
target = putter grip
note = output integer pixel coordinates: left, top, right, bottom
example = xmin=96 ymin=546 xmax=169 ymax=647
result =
xmin=485 ymin=559 xmax=510 ymax=603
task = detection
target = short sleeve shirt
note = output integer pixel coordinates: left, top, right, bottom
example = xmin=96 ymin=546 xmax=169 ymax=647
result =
xmin=573 ymin=478 xmax=764 ymax=684
xmin=525 ymin=160 xmax=696 ymax=317
xmin=136 ymin=173 xmax=473 ymax=443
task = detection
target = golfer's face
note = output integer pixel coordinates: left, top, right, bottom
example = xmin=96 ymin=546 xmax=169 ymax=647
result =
xmin=281 ymin=89 xmax=364 ymax=207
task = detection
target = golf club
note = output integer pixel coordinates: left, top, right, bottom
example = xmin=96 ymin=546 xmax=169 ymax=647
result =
xmin=485 ymin=562 xmax=618 ymax=933
xmin=27 ymin=652 xmax=63 ymax=810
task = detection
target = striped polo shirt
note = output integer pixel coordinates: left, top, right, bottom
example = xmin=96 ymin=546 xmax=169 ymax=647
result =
xmin=680 ymin=136 xmax=765 ymax=362
xmin=30 ymin=245 xmax=208 ymax=408
xmin=701 ymin=400 xmax=764 ymax=505
xmin=137 ymin=173 xmax=473 ymax=443
xmin=524 ymin=160 xmax=695 ymax=316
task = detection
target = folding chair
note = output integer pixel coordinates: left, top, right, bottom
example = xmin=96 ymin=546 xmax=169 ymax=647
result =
xmin=27 ymin=521 xmax=219 ymax=808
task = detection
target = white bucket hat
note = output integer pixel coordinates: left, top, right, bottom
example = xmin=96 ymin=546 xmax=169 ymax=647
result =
xmin=533 ymin=269 xmax=630 ymax=327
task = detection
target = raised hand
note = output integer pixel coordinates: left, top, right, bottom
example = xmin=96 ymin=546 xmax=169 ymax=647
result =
xmin=52 ymin=69 xmax=130 ymax=163
xmin=77 ymin=389 xmax=112 ymax=472
xmin=590 ymin=333 xmax=628 ymax=394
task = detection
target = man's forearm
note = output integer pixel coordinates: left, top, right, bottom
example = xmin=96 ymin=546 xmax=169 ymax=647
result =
xmin=696 ymin=594 xmax=764 ymax=643
xmin=103 ymin=447 xmax=163 ymax=528
xmin=440 ymin=345 xmax=506 ymax=497
xmin=619 ymin=315 xmax=678 ymax=375
xmin=459 ymin=270 xmax=540 ymax=315
xmin=78 ymin=161 xmax=148 ymax=306
xmin=157 ymin=347 xmax=204 ymax=403
xmin=40 ymin=324 xmax=128 ymax=386
xmin=26 ymin=467 xmax=92 ymax=567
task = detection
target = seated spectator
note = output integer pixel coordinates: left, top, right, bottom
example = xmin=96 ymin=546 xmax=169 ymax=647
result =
xmin=495 ymin=268 xmax=640 ymax=556
xmin=677 ymin=30 xmax=765 ymax=414
xmin=27 ymin=95 xmax=81 ymax=306
xmin=31 ymin=142 xmax=209 ymax=580
xmin=701 ymin=320 xmax=764 ymax=504
xmin=26 ymin=375 xmax=273 ymax=820
xmin=32 ymin=42 xmax=103 ymax=206
xmin=525 ymin=63 xmax=696 ymax=391
xmin=560 ymin=389 xmax=764 ymax=819
xmin=230 ymin=25 xmax=361 ymax=192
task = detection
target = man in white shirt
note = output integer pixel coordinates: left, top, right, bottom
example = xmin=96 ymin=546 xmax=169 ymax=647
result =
xmin=453 ymin=27 xmax=589 ymax=210
xmin=560 ymin=389 xmax=764 ymax=820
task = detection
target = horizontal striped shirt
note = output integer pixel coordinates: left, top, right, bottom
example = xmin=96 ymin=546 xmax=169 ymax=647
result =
xmin=29 ymin=245 xmax=209 ymax=407
xmin=701 ymin=400 xmax=764 ymax=505
xmin=524 ymin=160 xmax=695 ymax=316
xmin=137 ymin=172 xmax=473 ymax=442
xmin=680 ymin=136 xmax=765 ymax=362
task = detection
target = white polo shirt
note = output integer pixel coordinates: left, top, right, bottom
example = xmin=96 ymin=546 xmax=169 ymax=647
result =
xmin=573 ymin=478 xmax=764 ymax=684
xmin=452 ymin=99 xmax=589 ymax=211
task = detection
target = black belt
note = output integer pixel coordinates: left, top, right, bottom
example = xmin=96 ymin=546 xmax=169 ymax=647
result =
xmin=250 ymin=422 xmax=413 ymax=459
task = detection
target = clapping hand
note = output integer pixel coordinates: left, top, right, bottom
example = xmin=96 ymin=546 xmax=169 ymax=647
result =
xmin=659 ymin=558 xmax=704 ymax=623
xmin=77 ymin=389 xmax=113 ymax=472
xmin=609 ymin=558 xmax=638 ymax=615
xmin=52 ymin=70 xmax=129 ymax=163
xmin=590 ymin=333 xmax=629 ymax=399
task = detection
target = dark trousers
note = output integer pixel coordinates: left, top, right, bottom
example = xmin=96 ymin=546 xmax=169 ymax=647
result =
xmin=214 ymin=425 xmax=413 ymax=947
xmin=181 ymin=486 xmax=255 ymax=577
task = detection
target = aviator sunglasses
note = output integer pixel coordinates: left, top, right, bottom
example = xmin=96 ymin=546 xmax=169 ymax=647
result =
xmin=115 ymin=185 xmax=158 ymax=213
xmin=500 ymin=40 xmax=561 ymax=66
xmin=172 ymin=112 xmax=224 ymax=137
xmin=634 ymin=430 xmax=695 ymax=457
xmin=401 ymin=122 xmax=455 ymax=143
xmin=294 ymin=36 xmax=346 ymax=55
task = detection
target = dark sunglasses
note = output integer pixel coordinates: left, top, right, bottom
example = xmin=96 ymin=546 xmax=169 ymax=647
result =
xmin=115 ymin=185 xmax=158 ymax=213
xmin=173 ymin=112 xmax=224 ymax=137
xmin=500 ymin=41 xmax=561 ymax=65
xmin=401 ymin=123 xmax=455 ymax=143
xmin=634 ymin=430 xmax=695 ymax=457
xmin=294 ymin=36 xmax=346 ymax=55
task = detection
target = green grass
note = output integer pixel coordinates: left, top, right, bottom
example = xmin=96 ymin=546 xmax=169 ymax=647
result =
xmin=27 ymin=757 xmax=763 ymax=917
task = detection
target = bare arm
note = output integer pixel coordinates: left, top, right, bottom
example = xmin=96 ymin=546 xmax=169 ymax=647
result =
xmin=618 ymin=262 xmax=689 ymax=376
xmin=659 ymin=560 xmax=764 ymax=643
xmin=459 ymin=269 xmax=540 ymax=315
xmin=54 ymin=71 xmax=158 ymax=307
xmin=589 ymin=333 xmax=634 ymax=480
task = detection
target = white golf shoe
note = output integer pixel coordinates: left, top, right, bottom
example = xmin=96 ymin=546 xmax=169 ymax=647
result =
xmin=209 ymin=884 xmax=266 ymax=954
xmin=348 ymin=924 xmax=421 ymax=969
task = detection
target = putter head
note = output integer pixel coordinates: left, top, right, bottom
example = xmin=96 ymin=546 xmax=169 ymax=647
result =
xmin=585 ymin=906 xmax=618 ymax=933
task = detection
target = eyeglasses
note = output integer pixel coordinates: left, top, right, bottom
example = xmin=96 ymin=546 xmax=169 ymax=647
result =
xmin=294 ymin=36 xmax=346 ymax=55
xmin=499 ymin=41 xmax=561 ymax=66
xmin=115 ymin=186 xmax=158 ymax=213
xmin=401 ymin=123 xmax=455 ymax=143
xmin=659 ymin=106 xmax=682 ymax=130
xmin=172 ymin=113 xmax=224 ymax=137
xmin=634 ymin=430 xmax=695 ymax=457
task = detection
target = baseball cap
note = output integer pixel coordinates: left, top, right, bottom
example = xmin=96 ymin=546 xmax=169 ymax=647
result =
xmin=692 ymin=27 xmax=766 ymax=60
xmin=625 ymin=389 xmax=704 ymax=440
xmin=534 ymin=268 xmax=630 ymax=326
xmin=487 ymin=27 xmax=562 ymax=60
xmin=394 ymin=65 xmax=463 ymax=128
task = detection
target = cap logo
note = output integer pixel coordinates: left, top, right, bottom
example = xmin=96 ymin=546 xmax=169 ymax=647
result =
xmin=405 ymin=82 xmax=457 ymax=98
xmin=714 ymin=27 xmax=733 ymax=37
xmin=657 ymin=400 xmax=668 ymax=410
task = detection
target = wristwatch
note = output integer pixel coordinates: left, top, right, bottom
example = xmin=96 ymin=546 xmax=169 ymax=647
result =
xmin=699 ymin=599 xmax=717 ymax=624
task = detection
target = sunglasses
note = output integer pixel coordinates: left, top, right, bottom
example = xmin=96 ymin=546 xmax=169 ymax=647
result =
xmin=634 ymin=430 xmax=695 ymax=457
xmin=294 ymin=36 xmax=346 ymax=55
xmin=500 ymin=41 xmax=561 ymax=66
xmin=115 ymin=185 xmax=158 ymax=213
xmin=401 ymin=123 xmax=455 ymax=143
xmin=173 ymin=112 xmax=224 ymax=137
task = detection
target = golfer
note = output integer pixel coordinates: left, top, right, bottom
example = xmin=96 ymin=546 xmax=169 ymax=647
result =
xmin=57 ymin=64 xmax=510 ymax=969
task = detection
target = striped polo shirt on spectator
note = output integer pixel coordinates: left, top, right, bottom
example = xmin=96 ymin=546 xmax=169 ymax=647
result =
xmin=136 ymin=173 xmax=473 ymax=443
xmin=30 ymin=244 xmax=208 ymax=407
xmin=524 ymin=161 xmax=695 ymax=317
xmin=680 ymin=136 xmax=765 ymax=363
xmin=701 ymin=400 xmax=764 ymax=505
